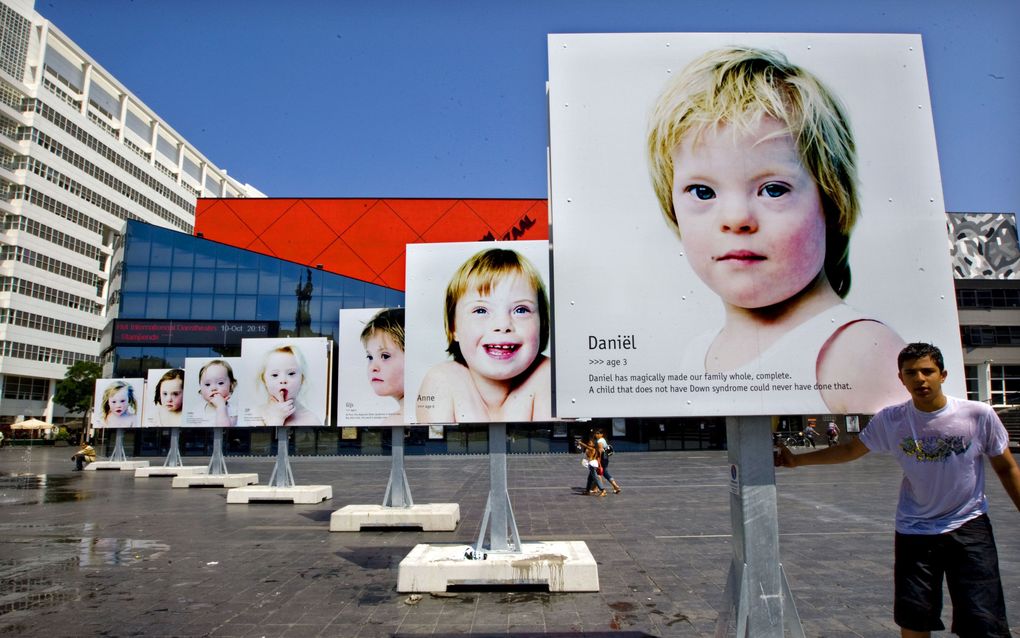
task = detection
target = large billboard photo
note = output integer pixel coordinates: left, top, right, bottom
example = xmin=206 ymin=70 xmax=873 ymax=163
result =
xmin=405 ymin=240 xmax=552 ymax=423
xmin=548 ymin=33 xmax=964 ymax=417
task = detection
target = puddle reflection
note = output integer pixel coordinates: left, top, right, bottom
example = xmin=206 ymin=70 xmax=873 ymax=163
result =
xmin=0 ymin=472 xmax=92 ymax=505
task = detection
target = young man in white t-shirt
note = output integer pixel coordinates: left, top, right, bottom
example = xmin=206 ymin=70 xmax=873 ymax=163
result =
xmin=775 ymin=342 xmax=1020 ymax=638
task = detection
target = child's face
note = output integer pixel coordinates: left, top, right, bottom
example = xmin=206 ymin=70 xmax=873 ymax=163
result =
xmin=365 ymin=332 xmax=404 ymax=399
xmin=108 ymin=388 xmax=129 ymax=416
xmin=200 ymin=365 xmax=233 ymax=403
xmin=670 ymin=117 xmax=827 ymax=309
xmin=453 ymin=274 xmax=541 ymax=382
xmin=263 ymin=351 xmax=303 ymax=402
xmin=159 ymin=378 xmax=184 ymax=412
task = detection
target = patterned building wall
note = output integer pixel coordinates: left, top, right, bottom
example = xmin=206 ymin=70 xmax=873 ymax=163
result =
xmin=195 ymin=198 xmax=548 ymax=291
xmin=948 ymin=213 xmax=1020 ymax=280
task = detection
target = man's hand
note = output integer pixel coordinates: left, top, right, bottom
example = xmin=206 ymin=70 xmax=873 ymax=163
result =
xmin=775 ymin=437 xmax=869 ymax=468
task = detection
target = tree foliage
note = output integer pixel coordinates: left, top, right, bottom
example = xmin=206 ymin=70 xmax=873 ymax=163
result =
xmin=53 ymin=361 xmax=103 ymax=417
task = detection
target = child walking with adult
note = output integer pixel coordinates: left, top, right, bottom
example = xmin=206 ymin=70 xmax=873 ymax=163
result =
xmin=594 ymin=427 xmax=621 ymax=493
xmin=578 ymin=433 xmax=607 ymax=496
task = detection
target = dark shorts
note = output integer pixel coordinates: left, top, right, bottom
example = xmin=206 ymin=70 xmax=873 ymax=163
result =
xmin=894 ymin=514 xmax=1009 ymax=637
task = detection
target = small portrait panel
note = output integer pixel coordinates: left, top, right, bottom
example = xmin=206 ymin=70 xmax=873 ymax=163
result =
xmin=339 ymin=308 xmax=406 ymax=426
xmin=92 ymin=378 xmax=144 ymax=429
xmin=238 ymin=337 xmax=330 ymax=426
xmin=182 ymin=357 xmax=243 ymax=427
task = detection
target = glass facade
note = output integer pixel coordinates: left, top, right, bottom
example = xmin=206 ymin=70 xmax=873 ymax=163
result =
xmin=104 ymin=221 xmax=407 ymax=456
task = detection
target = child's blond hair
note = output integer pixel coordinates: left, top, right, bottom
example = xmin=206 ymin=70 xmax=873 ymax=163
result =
xmin=360 ymin=308 xmax=405 ymax=351
xmin=648 ymin=46 xmax=859 ymax=297
xmin=101 ymin=380 xmax=137 ymax=418
xmin=444 ymin=248 xmax=550 ymax=365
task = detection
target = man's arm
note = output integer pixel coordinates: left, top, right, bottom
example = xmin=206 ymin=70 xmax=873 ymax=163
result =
xmin=775 ymin=436 xmax=870 ymax=468
xmin=988 ymin=448 xmax=1020 ymax=512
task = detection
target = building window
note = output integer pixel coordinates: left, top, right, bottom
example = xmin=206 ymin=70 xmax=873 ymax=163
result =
xmin=964 ymin=364 xmax=1020 ymax=407
xmin=955 ymin=288 xmax=1020 ymax=309
xmin=2 ymin=375 xmax=49 ymax=401
xmin=960 ymin=325 xmax=1020 ymax=348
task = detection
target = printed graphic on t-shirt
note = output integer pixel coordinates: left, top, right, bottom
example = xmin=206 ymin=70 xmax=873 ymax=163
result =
xmin=900 ymin=435 xmax=969 ymax=462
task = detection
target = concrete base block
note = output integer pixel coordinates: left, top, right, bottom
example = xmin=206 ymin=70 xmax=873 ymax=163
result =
xmin=397 ymin=541 xmax=599 ymax=593
xmin=85 ymin=461 xmax=149 ymax=471
xmin=135 ymin=466 xmax=208 ymax=478
xmin=330 ymin=503 xmax=460 ymax=532
xmin=172 ymin=473 xmax=259 ymax=488
xmin=226 ymin=484 xmax=332 ymax=504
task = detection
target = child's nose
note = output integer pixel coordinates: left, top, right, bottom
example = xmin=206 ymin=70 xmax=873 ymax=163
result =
xmin=492 ymin=313 xmax=513 ymax=332
xmin=719 ymin=197 xmax=758 ymax=233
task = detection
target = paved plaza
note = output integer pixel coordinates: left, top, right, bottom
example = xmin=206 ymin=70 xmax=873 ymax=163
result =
xmin=0 ymin=443 xmax=1017 ymax=637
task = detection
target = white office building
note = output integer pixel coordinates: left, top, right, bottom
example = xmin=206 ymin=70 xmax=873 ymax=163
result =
xmin=0 ymin=0 xmax=261 ymax=424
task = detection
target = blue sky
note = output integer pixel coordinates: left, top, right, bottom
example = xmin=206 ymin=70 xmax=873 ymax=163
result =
xmin=42 ymin=1 xmax=1018 ymax=213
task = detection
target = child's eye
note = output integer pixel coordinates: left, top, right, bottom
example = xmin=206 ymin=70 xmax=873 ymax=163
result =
xmin=365 ymin=354 xmax=373 ymax=362
xmin=760 ymin=183 xmax=790 ymax=198
xmin=513 ymin=305 xmax=533 ymax=315
xmin=381 ymin=353 xmax=390 ymax=360
xmin=471 ymin=307 xmax=488 ymax=315
xmin=685 ymin=184 xmax=715 ymax=200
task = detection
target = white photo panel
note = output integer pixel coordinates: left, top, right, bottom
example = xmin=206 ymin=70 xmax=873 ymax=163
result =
xmin=547 ymin=33 xmax=963 ymax=417
xmin=182 ymin=357 xmax=243 ymax=427
xmin=237 ymin=337 xmax=330 ymax=427
xmin=142 ymin=368 xmax=185 ymax=428
xmin=405 ymin=240 xmax=552 ymax=424
xmin=339 ymin=308 xmax=407 ymax=426
xmin=92 ymin=378 xmax=145 ymax=429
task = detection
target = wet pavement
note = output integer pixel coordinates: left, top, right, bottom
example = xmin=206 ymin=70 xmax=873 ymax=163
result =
xmin=0 ymin=444 xmax=1017 ymax=637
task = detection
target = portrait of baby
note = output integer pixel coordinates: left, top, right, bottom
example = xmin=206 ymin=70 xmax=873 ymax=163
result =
xmin=182 ymin=357 xmax=242 ymax=427
xmin=238 ymin=337 xmax=329 ymax=427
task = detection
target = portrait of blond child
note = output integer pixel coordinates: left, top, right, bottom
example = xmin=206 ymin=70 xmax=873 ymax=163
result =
xmin=153 ymin=369 xmax=184 ymax=427
xmin=361 ymin=308 xmax=406 ymax=426
xmin=647 ymin=46 xmax=906 ymax=414
xmin=198 ymin=360 xmax=237 ymax=427
xmin=416 ymin=248 xmax=551 ymax=423
xmin=255 ymin=345 xmax=318 ymax=426
xmin=101 ymin=380 xmax=138 ymax=428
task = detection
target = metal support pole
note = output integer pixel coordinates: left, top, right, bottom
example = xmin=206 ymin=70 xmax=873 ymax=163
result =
xmin=382 ymin=425 xmax=413 ymax=507
xmin=163 ymin=428 xmax=183 ymax=467
xmin=474 ymin=423 xmax=521 ymax=555
xmin=715 ymin=416 xmax=803 ymax=638
xmin=267 ymin=426 xmax=295 ymax=488
xmin=207 ymin=427 xmax=229 ymax=475
xmin=109 ymin=428 xmax=127 ymax=462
